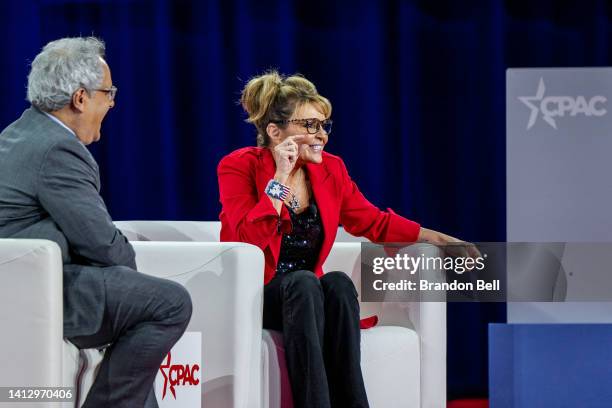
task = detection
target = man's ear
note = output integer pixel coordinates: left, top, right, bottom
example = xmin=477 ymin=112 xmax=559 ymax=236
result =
xmin=71 ymin=88 xmax=88 ymax=113
xmin=266 ymin=122 xmax=281 ymax=142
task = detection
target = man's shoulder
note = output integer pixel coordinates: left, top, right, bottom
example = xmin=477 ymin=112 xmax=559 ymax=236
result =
xmin=1 ymin=107 xmax=79 ymax=151
xmin=0 ymin=109 xmax=98 ymax=193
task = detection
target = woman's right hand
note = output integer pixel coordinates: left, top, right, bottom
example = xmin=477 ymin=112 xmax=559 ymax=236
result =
xmin=272 ymin=135 xmax=306 ymax=182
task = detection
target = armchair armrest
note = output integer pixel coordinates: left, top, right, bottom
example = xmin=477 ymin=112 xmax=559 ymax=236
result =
xmin=324 ymin=242 xmax=446 ymax=408
xmin=0 ymin=239 xmax=64 ymax=387
xmin=131 ymin=241 xmax=264 ymax=408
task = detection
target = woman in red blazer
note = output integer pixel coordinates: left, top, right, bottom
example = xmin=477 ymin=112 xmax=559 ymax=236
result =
xmin=218 ymin=71 xmax=469 ymax=408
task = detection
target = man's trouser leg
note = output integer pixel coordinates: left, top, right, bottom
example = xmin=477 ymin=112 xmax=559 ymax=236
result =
xmin=68 ymin=266 xmax=193 ymax=408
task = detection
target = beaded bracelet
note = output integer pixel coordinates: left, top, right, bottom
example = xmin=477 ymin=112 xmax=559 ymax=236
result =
xmin=265 ymin=179 xmax=291 ymax=201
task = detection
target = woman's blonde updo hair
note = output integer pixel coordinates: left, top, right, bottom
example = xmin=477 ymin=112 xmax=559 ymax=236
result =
xmin=240 ymin=70 xmax=332 ymax=147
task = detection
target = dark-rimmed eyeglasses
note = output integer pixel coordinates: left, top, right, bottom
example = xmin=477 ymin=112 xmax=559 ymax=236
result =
xmin=92 ymin=85 xmax=117 ymax=101
xmin=272 ymin=118 xmax=333 ymax=135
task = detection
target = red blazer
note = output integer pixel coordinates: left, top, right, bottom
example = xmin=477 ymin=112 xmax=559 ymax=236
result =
xmin=217 ymin=146 xmax=421 ymax=285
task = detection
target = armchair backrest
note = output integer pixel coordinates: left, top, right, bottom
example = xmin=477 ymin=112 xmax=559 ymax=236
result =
xmin=115 ymin=221 xmax=221 ymax=241
xmin=114 ymin=220 xmax=366 ymax=243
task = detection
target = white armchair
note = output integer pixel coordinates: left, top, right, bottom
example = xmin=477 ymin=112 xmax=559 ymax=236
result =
xmin=115 ymin=221 xmax=447 ymax=408
xmin=77 ymin=241 xmax=264 ymax=408
xmin=0 ymin=239 xmax=79 ymax=408
xmin=0 ymin=237 xmax=264 ymax=408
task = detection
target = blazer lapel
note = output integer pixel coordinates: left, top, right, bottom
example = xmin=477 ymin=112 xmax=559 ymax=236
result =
xmin=307 ymin=160 xmax=336 ymax=266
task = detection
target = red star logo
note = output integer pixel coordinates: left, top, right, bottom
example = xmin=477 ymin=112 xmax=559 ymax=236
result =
xmin=159 ymin=351 xmax=176 ymax=399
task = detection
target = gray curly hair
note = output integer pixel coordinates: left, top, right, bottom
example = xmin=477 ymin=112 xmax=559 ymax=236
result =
xmin=27 ymin=37 xmax=106 ymax=112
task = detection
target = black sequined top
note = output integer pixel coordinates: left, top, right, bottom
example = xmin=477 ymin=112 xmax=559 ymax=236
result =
xmin=276 ymin=202 xmax=324 ymax=275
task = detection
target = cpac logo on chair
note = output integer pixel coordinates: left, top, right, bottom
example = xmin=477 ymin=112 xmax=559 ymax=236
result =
xmin=155 ymin=332 xmax=202 ymax=407
xmin=518 ymin=77 xmax=607 ymax=129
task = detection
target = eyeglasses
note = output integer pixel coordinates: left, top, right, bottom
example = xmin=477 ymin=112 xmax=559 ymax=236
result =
xmin=273 ymin=118 xmax=333 ymax=135
xmin=92 ymin=85 xmax=117 ymax=101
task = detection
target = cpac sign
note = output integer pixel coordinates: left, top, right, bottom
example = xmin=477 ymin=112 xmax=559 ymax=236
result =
xmin=159 ymin=351 xmax=200 ymax=399
xmin=518 ymin=78 xmax=607 ymax=129
xmin=155 ymin=331 xmax=202 ymax=407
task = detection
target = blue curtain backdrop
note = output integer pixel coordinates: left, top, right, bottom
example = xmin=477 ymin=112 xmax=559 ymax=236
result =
xmin=1 ymin=0 xmax=608 ymax=400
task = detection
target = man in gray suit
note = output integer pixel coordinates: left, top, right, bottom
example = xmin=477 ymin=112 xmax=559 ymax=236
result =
xmin=0 ymin=37 xmax=192 ymax=407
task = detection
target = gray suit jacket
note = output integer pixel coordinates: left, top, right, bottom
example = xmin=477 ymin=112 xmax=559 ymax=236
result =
xmin=0 ymin=107 xmax=136 ymax=337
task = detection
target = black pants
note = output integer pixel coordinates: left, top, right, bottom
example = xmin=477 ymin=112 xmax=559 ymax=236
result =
xmin=68 ymin=266 xmax=193 ymax=408
xmin=263 ymin=270 xmax=369 ymax=408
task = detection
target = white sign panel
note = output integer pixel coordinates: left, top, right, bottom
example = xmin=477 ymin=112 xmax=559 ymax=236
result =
xmin=507 ymin=68 xmax=612 ymax=322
